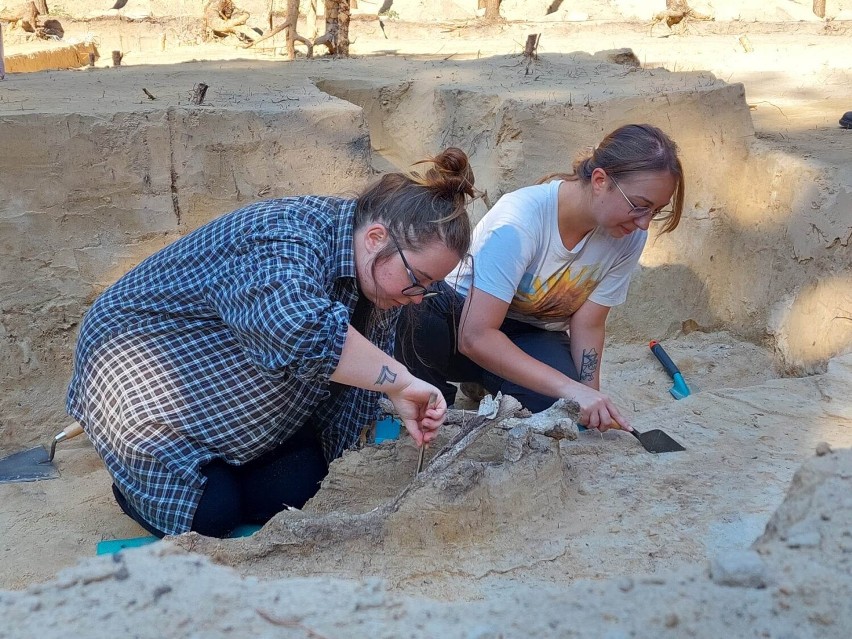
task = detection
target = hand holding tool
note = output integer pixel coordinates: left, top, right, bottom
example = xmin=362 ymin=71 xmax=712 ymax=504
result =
xmin=579 ymin=416 xmax=684 ymax=454
xmin=414 ymin=393 xmax=439 ymax=476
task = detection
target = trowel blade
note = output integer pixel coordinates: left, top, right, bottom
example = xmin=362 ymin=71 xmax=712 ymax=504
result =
xmin=0 ymin=446 xmax=60 ymax=483
xmin=635 ymin=429 xmax=685 ymax=454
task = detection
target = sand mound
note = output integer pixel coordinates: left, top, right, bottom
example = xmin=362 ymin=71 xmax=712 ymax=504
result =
xmin=2 ymin=396 xmax=850 ymax=637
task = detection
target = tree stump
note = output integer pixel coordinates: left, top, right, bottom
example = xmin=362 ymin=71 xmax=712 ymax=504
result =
xmin=190 ymin=82 xmax=209 ymax=105
xmin=336 ymin=0 xmax=350 ymax=55
xmin=483 ymin=0 xmax=501 ymax=21
xmin=523 ymin=33 xmax=540 ymax=59
xmin=315 ymin=0 xmax=351 ymax=56
xmin=652 ymin=0 xmax=712 ymax=31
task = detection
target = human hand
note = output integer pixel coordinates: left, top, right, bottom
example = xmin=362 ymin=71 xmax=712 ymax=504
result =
xmin=569 ymin=385 xmax=631 ymax=433
xmin=387 ymin=380 xmax=447 ymax=446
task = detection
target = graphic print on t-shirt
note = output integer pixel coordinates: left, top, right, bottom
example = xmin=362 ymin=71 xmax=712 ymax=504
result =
xmin=511 ymin=261 xmax=602 ymax=321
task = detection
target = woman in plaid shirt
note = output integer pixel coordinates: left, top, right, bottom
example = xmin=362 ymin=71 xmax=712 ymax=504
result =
xmin=67 ymin=148 xmax=475 ymax=538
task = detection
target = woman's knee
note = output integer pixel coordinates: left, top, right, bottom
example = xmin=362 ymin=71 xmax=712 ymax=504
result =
xmin=238 ymin=433 xmax=330 ymax=522
xmin=192 ymin=460 xmax=242 ymax=538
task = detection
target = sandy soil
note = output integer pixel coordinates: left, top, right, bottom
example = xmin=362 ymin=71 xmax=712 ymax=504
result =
xmin=1 ymin=1 xmax=851 ymax=635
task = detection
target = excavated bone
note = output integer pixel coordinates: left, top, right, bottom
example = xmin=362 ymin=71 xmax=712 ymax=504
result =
xmin=498 ymin=398 xmax=581 ymax=441
xmin=174 ymin=395 xmax=525 ymax=563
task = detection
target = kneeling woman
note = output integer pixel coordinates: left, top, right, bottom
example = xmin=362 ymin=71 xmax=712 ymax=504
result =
xmin=67 ymin=148 xmax=475 ymax=538
xmin=397 ymin=124 xmax=685 ymax=432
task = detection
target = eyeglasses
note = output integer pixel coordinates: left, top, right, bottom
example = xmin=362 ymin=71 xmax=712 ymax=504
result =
xmin=389 ymin=233 xmax=442 ymax=299
xmin=610 ymin=175 xmax=673 ymax=221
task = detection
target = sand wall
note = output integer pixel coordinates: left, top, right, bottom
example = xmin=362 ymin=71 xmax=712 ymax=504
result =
xmin=2 ymin=42 xmax=98 ymax=73
xmin=0 ymin=74 xmax=372 ymax=446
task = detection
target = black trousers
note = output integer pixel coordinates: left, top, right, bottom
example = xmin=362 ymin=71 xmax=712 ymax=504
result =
xmin=395 ymin=283 xmax=580 ymax=413
xmin=113 ymin=423 xmax=329 ymax=538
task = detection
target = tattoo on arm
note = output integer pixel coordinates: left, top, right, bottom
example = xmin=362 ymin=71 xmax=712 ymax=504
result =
xmin=374 ymin=365 xmax=398 ymax=386
xmin=579 ymin=349 xmax=598 ymax=382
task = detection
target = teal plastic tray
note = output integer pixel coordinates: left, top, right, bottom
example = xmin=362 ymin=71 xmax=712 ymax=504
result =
xmin=96 ymin=524 xmax=262 ymax=555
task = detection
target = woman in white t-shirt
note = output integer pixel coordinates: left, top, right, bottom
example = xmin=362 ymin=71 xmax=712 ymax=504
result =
xmin=396 ymin=124 xmax=684 ymax=432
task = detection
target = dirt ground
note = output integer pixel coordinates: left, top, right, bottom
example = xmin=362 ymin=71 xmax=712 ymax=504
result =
xmin=1 ymin=1 xmax=851 ymax=636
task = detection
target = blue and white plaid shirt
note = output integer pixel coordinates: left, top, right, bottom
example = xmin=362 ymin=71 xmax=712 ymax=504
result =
xmin=67 ymin=196 xmax=398 ymax=534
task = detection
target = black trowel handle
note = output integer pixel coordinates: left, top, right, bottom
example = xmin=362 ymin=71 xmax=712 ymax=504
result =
xmin=649 ymin=340 xmax=681 ymax=379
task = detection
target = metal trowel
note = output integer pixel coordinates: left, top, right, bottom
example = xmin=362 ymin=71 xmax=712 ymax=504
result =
xmin=624 ymin=426 xmax=685 ymax=454
xmin=0 ymin=422 xmax=84 ymax=484
xmin=582 ymin=419 xmax=685 ymax=454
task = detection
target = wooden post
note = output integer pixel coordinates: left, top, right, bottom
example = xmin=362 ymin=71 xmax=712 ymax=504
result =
xmin=813 ymin=0 xmax=826 ymax=18
xmin=0 ymin=23 xmax=5 ymax=81
xmin=523 ymin=33 xmax=540 ymax=59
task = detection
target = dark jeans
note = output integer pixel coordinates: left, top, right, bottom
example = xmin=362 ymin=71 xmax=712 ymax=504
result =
xmin=112 ymin=423 xmax=329 ymax=538
xmin=395 ymin=283 xmax=579 ymax=413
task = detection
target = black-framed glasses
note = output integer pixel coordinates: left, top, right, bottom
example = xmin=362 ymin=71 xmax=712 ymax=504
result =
xmin=610 ymin=175 xmax=673 ymax=221
xmin=389 ymin=233 xmax=442 ymax=299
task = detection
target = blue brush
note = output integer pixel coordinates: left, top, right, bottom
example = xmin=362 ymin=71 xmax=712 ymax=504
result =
xmin=650 ymin=340 xmax=691 ymax=400
xmin=374 ymin=415 xmax=401 ymax=443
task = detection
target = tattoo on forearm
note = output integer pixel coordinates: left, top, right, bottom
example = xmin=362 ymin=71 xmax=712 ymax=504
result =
xmin=375 ymin=365 xmax=397 ymax=386
xmin=579 ymin=349 xmax=598 ymax=382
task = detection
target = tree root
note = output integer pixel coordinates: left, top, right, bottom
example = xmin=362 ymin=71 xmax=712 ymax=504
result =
xmin=246 ymin=0 xmax=313 ymax=60
xmin=204 ymin=0 xmax=258 ymax=44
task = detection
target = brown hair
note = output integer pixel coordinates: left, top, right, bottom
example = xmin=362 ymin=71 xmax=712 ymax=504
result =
xmin=538 ymin=124 xmax=685 ymax=233
xmin=355 ymin=147 xmax=475 ymax=262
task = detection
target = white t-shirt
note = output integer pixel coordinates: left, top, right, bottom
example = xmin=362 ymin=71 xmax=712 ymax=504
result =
xmin=449 ymin=180 xmax=646 ymax=332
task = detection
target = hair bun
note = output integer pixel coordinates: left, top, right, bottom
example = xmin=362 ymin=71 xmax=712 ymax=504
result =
xmin=424 ymin=147 xmax=476 ymax=199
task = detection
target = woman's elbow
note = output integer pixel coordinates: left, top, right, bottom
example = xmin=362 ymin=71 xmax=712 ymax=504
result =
xmin=457 ymin=329 xmax=480 ymax=358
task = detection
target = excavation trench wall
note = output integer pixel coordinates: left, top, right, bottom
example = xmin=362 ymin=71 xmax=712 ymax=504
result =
xmin=0 ymin=56 xmax=850 ymax=450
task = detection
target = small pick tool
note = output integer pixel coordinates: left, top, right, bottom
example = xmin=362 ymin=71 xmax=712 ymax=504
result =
xmin=414 ymin=393 xmax=439 ymax=476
